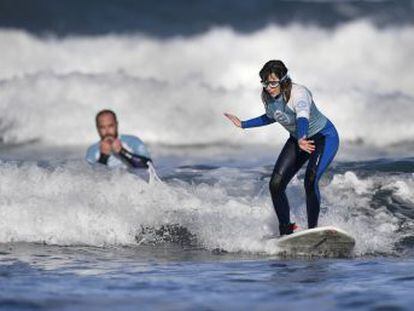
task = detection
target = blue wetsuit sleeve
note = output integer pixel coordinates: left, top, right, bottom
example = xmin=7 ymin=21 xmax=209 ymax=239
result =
xmin=241 ymin=114 xmax=275 ymax=129
xmin=296 ymin=117 xmax=309 ymax=139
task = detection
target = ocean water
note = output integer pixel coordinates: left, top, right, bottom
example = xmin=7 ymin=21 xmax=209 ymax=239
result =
xmin=1 ymin=0 xmax=414 ymax=310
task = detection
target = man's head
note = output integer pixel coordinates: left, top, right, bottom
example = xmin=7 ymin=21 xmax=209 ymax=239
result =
xmin=95 ymin=109 xmax=118 ymax=140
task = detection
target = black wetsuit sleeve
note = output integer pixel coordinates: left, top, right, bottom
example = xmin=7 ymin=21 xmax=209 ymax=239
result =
xmin=119 ymin=148 xmax=151 ymax=168
xmin=98 ymin=153 xmax=110 ymax=165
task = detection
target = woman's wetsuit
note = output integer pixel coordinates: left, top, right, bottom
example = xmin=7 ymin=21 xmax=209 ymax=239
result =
xmin=241 ymin=83 xmax=339 ymax=235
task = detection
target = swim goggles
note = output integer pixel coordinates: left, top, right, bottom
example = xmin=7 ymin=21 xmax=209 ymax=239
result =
xmin=261 ymin=73 xmax=289 ymax=88
xmin=261 ymin=80 xmax=281 ymax=88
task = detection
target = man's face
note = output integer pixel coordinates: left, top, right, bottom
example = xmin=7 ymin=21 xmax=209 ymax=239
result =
xmin=97 ymin=113 xmax=118 ymax=140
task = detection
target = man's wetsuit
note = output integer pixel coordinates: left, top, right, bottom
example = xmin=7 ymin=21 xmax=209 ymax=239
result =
xmin=241 ymin=83 xmax=339 ymax=235
xmin=85 ymin=134 xmax=151 ymax=169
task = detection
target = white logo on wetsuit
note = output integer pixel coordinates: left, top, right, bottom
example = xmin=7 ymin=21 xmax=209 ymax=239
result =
xmin=273 ymin=110 xmax=292 ymax=125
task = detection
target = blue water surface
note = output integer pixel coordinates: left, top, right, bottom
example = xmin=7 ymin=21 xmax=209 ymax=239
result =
xmin=1 ymin=244 xmax=414 ymax=311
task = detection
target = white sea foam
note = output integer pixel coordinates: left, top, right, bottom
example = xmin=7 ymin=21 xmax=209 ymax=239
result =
xmin=382 ymin=174 xmax=414 ymax=204
xmin=323 ymin=171 xmax=414 ymax=255
xmin=0 ymin=161 xmax=408 ymax=255
xmin=0 ymin=21 xmax=413 ymax=147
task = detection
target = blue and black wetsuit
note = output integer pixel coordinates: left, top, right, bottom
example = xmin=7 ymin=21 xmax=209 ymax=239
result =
xmin=85 ymin=134 xmax=152 ymax=169
xmin=242 ymin=84 xmax=339 ymax=235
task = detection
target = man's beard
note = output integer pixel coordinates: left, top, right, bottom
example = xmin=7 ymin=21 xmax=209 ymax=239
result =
xmin=101 ymin=131 xmax=118 ymax=141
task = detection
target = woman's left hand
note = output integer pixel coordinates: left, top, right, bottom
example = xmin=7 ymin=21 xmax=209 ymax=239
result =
xmin=298 ymin=138 xmax=315 ymax=153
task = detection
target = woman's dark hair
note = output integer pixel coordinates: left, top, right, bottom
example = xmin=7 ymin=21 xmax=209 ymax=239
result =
xmin=259 ymin=60 xmax=292 ymax=102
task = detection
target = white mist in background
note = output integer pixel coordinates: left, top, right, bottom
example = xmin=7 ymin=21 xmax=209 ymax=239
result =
xmin=0 ymin=21 xmax=413 ymax=146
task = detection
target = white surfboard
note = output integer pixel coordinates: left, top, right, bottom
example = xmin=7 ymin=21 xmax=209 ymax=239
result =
xmin=269 ymin=226 xmax=355 ymax=257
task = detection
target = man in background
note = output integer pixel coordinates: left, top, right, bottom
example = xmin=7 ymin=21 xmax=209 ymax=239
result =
xmin=86 ymin=109 xmax=152 ymax=169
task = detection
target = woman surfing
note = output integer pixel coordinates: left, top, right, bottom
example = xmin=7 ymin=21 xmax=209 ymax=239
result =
xmin=225 ymin=60 xmax=339 ymax=236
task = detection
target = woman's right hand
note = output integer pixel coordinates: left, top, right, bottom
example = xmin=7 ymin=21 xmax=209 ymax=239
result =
xmin=298 ymin=138 xmax=315 ymax=154
xmin=224 ymin=113 xmax=242 ymax=128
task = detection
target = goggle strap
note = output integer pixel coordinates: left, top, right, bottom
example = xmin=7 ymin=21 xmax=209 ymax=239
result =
xmin=280 ymin=72 xmax=289 ymax=82
xmin=261 ymin=72 xmax=289 ymax=86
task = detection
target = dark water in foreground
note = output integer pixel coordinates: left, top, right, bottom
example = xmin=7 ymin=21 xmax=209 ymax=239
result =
xmin=1 ymin=244 xmax=414 ymax=311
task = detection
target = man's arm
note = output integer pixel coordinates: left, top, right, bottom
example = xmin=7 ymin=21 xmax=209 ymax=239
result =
xmin=98 ymin=153 xmax=110 ymax=165
xmin=86 ymin=144 xmax=109 ymax=165
xmin=98 ymin=138 xmax=113 ymax=165
xmin=119 ymin=148 xmax=151 ymax=168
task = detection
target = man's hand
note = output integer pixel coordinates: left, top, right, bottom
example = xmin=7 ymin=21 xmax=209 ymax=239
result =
xmin=100 ymin=138 xmax=113 ymax=155
xmin=112 ymin=138 xmax=123 ymax=154
xmin=298 ymin=138 xmax=315 ymax=154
